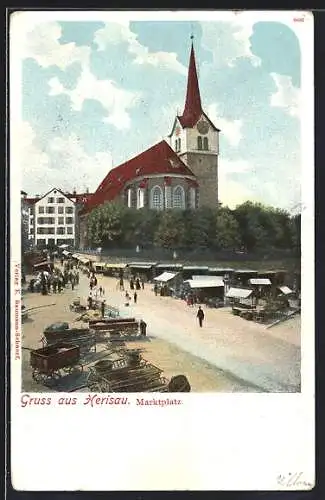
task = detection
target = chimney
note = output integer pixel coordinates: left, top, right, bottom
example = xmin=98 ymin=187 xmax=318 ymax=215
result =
xmin=73 ymin=188 xmax=77 ymax=195
xmin=86 ymin=187 xmax=89 ymax=194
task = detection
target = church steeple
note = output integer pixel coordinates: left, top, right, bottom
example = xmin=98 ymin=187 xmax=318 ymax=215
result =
xmin=179 ymin=40 xmax=203 ymax=128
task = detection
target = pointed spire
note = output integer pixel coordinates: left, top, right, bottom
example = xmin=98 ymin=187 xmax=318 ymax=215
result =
xmin=179 ymin=39 xmax=203 ymax=127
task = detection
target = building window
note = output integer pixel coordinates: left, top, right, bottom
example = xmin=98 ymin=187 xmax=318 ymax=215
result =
xmin=127 ymin=189 xmax=133 ymax=208
xmin=150 ymin=186 xmax=163 ymax=210
xmin=189 ymin=187 xmax=196 ymax=209
xmin=46 ymin=206 xmax=55 ymax=214
xmin=173 ymin=186 xmax=185 ymax=209
xmin=197 ymin=136 xmax=203 ymax=150
xmin=58 ymin=217 xmax=64 ymax=225
xmin=29 ymin=228 xmax=34 ymax=234
xmin=67 ymin=227 xmax=73 ymax=235
xmin=203 ymin=137 xmax=209 ymax=150
xmin=47 ymin=227 xmax=55 ymax=234
xmin=48 ymin=197 xmax=54 ymax=203
xmin=38 ymin=206 xmax=44 ymax=214
xmin=65 ymin=206 xmax=73 ymax=214
xmin=37 ymin=217 xmax=44 ymax=225
xmin=57 ymin=197 xmax=65 ymax=203
xmin=57 ymin=227 xmax=66 ymax=235
xmin=137 ymin=189 xmax=144 ymax=209
xmin=58 ymin=206 xmax=64 ymax=214
xmin=66 ymin=217 xmax=74 ymax=225
xmin=175 ymin=138 xmax=181 ymax=152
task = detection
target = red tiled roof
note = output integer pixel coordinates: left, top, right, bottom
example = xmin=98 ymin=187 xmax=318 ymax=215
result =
xmin=178 ymin=43 xmax=203 ymax=128
xmin=81 ymin=140 xmax=195 ymax=214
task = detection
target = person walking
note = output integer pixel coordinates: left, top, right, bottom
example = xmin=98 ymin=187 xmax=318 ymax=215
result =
xmin=99 ymin=285 xmax=103 ymax=297
xmin=197 ymin=306 xmax=205 ymax=328
xmin=101 ymin=299 xmax=106 ymax=318
xmin=141 ymin=279 xmax=145 ymax=290
xmin=133 ymin=291 xmax=137 ymax=304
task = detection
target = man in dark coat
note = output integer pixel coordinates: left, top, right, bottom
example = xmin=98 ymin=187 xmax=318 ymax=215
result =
xmin=101 ymin=300 xmax=106 ymax=318
xmin=197 ymin=306 xmax=205 ymax=327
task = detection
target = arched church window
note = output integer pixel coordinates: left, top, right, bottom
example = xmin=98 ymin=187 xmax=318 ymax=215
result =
xmin=175 ymin=139 xmax=178 ymax=152
xmin=197 ymin=136 xmax=203 ymax=150
xmin=173 ymin=186 xmax=185 ymax=209
xmin=203 ymin=137 xmax=209 ymax=150
xmin=178 ymin=138 xmax=181 ymax=151
xmin=151 ymin=186 xmax=163 ymax=210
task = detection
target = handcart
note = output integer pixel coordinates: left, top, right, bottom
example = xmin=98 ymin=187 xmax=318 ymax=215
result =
xmin=30 ymin=343 xmax=83 ymax=385
xmin=87 ymin=351 xmax=169 ymax=392
xmin=41 ymin=327 xmax=97 ymax=353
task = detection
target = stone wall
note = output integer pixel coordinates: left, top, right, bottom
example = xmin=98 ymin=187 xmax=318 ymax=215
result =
xmin=181 ymin=153 xmax=218 ymax=209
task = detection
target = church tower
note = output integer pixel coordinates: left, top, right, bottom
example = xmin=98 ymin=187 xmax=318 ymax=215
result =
xmin=168 ymin=40 xmax=220 ymax=209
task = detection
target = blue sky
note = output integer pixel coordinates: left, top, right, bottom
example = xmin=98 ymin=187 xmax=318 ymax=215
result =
xmin=18 ymin=15 xmax=301 ymax=210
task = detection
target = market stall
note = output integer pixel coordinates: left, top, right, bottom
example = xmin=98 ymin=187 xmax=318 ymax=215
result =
xmin=153 ymin=271 xmax=181 ymax=296
xmin=183 ymin=276 xmax=225 ymax=306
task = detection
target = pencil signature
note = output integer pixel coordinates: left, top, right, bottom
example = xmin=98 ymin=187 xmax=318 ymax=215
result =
xmin=277 ymin=472 xmax=313 ymax=489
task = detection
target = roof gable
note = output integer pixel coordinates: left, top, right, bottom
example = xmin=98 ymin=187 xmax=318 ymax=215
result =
xmin=82 ymin=140 xmax=195 ymax=214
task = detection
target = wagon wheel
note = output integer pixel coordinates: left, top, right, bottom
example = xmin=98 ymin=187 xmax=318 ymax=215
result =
xmin=44 ymin=370 xmax=61 ymax=386
xmin=87 ymin=370 xmax=99 ymax=391
xmin=32 ymin=368 xmax=43 ymax=383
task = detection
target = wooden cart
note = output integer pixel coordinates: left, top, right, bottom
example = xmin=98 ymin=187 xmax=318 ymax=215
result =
xmin=30 ymin=343 xmax=83 ymax=385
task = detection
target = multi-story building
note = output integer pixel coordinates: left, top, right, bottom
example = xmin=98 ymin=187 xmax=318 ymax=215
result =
xmin=24 ymin=188 xmax=92 ymax=249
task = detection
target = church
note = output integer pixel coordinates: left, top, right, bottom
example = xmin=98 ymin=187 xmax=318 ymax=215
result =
xmin=80 ymin=41 xmax=220 ymax=244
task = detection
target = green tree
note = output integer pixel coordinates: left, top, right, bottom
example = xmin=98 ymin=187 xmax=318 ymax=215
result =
xmin=154 ymin=210 xmax=186 ymax=249
xmin=184 ymin=207 xmax=217 ymax=249
xmin=87 ymin=202 xmax=126 ymax=247
xmin=215 ymin=209 xmax=241 ymax=250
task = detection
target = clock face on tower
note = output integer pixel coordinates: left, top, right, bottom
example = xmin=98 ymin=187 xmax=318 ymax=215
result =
xmin=197 ymin=120 xmax=209 ymax=135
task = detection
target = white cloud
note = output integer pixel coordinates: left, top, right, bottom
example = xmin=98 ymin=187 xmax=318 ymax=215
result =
xmin=201 ymin=20 xmax=261 ymax=69
xmin=218 ymin=157 xmax=259 ymax=208
xmin=20 ymin=122 xmax=113 ymax=195
xmin=270 ymin=73 xmax=300 ymax=117
xmin=21 ymin=22 xmax=90 ymax=70
xmin=207 ymin=103 xmax=243 ymax=147
xmin=48 ymin=64 xmax=140 ymax=130
xmin=94 ymin=22 xmax=187 ymax=76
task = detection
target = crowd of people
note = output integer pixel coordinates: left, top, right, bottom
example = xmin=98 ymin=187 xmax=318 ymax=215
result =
xmin=28 ymin=261 xmax=79 ymax=295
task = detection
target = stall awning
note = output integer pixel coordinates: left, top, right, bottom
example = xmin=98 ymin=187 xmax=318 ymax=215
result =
xmin=249 ymin=278 xmax=272 ymax=285
xmin=208 ymin=267 xmax=234 ymax=273
xmin=105 ymin=263 xmax=127 ymax=269
xmin=156 ymin=263 xmax=183 ymax=269
xmin=72 ymin=254 xmax=79 ymax=259
xmin=192 ymin=275 xmax=222 ymax=281
xmin=62 ymin=250 xmax=69 ymax=256
xmin=185 ymin=278 xmax=224 ymax=289
xmin=128 ymin=262 xmax=157 ymax=269
xmin=183 ymin=266 xmax=209 ymax=271
xmin=154 ymin=272 xmax=178 ymax=282
xmin=226 ymin=288 xmax=253 ymax=298
xmin=277 ymin=286 xmax=293 ymax=295
xmin=33 ymin=261 xmax=51 ymax=268
xmin=58 ymin=244 xmax=69 ymax=249
xmin=234 ymin=269 xmax=258 ymax=274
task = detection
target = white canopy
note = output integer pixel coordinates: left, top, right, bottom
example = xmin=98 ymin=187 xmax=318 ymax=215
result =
xmin=226 ymin=287 xmax=253 ymax=299
xmin=58 ymin=244 xmax=69 ymax=249
xmin=186 ymin=277 xmax=224 ymax=289
xmin=62 ymin=250 xmax=69 ymax=256
xmin=192 ymin=275 xmax=223 ymax=281
xmin=249 ymin=278 xmax=272 ymax=285
xmin=154 ymin=272 xmax=177 ymax=282
xmin=278 ymin=285 xmax=293 ymax=295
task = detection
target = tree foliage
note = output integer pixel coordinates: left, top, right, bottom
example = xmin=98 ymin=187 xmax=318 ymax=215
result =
xmin=86 ymin=200 xmax=300 ymax=252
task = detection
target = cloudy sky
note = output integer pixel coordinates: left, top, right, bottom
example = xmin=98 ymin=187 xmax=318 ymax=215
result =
xmin=15 ymin=12 xmax=302 ymax=210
